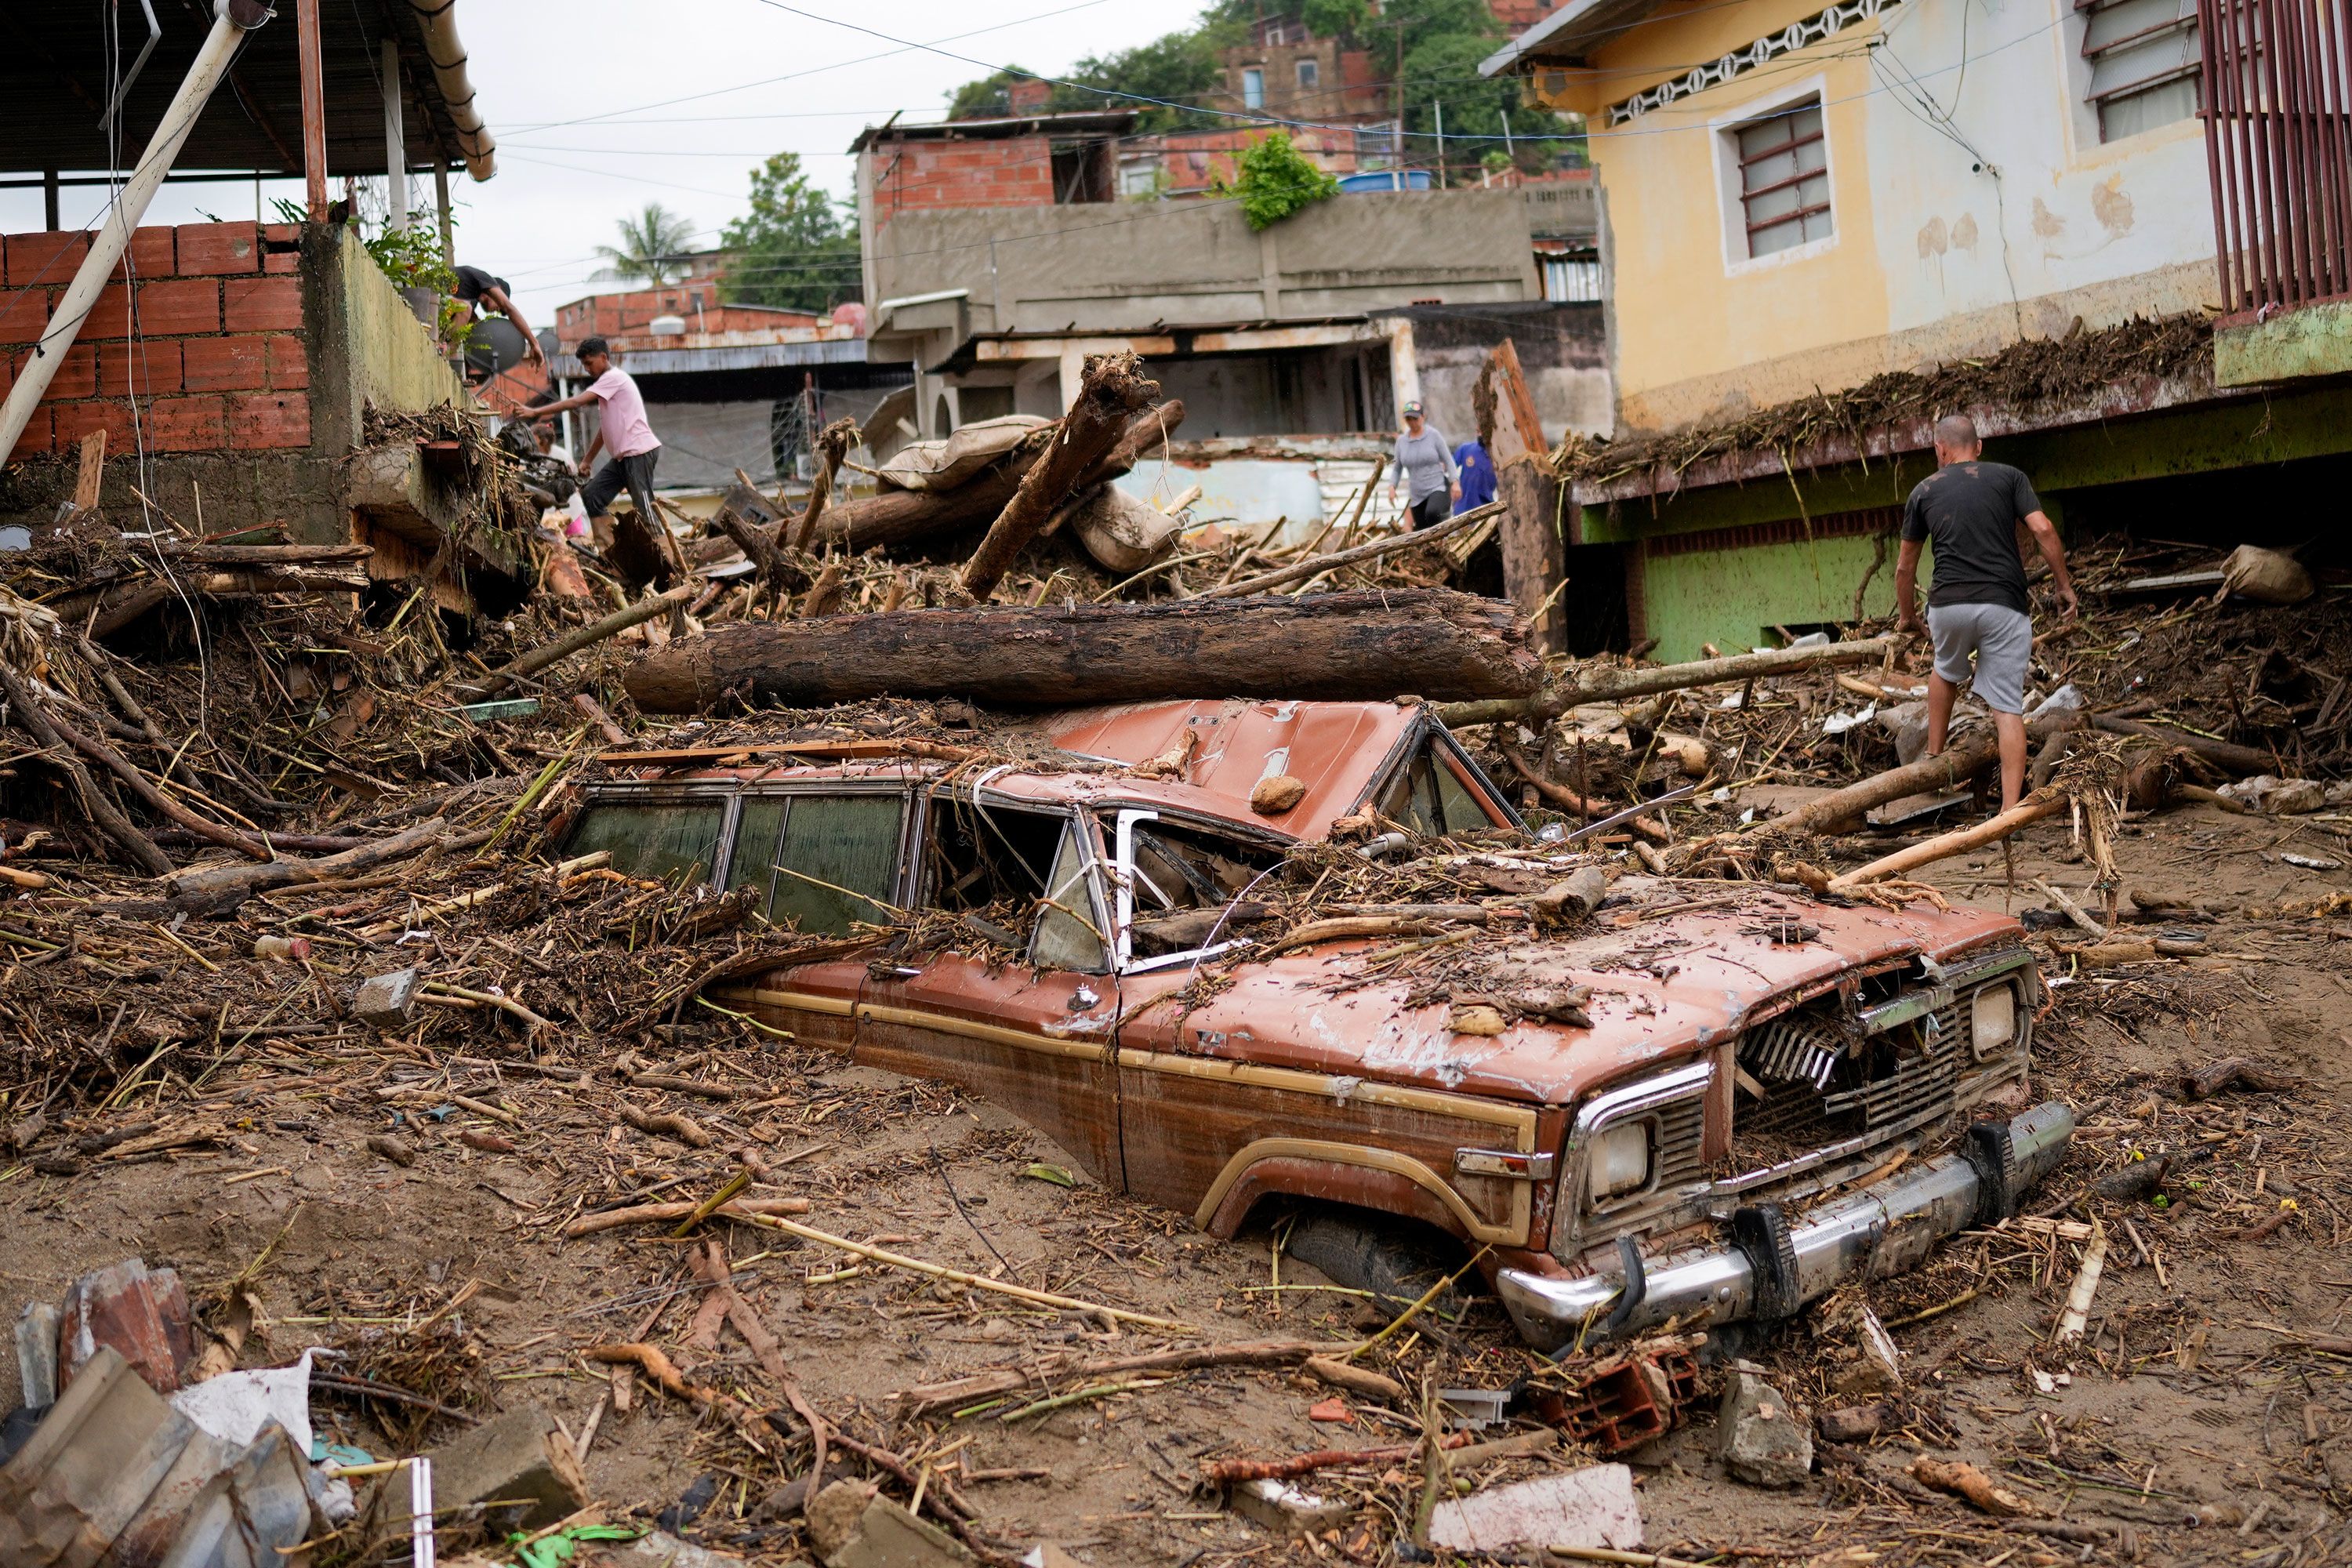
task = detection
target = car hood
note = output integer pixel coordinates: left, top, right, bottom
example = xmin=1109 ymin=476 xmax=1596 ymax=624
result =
xmin=1119 ymin=881 xmax=2027 ymax=1108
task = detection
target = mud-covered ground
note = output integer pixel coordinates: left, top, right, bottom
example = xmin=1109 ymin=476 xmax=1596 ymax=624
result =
xmin=5 ymin=794 xmax=2350 ymax=1567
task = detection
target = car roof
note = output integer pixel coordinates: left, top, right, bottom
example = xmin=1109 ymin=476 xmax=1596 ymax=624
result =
xmin=592 ymin=699 xmax=1427 ymax=843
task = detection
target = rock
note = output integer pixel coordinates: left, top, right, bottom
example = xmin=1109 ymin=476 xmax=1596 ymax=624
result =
xmin=1425 ymin=1462 xmax=1643 ymax=1553
xmin=1249 ymin=775 xmax=1306 ymax=815
xmin=58 ymin=1258 xmax=195 ymax=1396
xmin=604 ymin=1530 xmax=747 ymax=1566
xmin=1823 ymin=1301 xmax=1903 ymax=1398
xmin=1228 ymin=1476 xmax=1352 ymax=1535
xmin=384 ymin=1406 xmax=587 ymax=1537
xmin=353 ymin=967 xmax=421 ymax=1028
xmin=753 ymin=1472 xmax=815 ymax=1522
xmin=1817 ymin=1405 xmax=1886 ymax=1444
xmin=16 ymin=1302 xmax=59 ymax=1409
xmin=822 ymin=1492 xmax=977 ymax=1568
xmin=1718 ymin=1370 xmax=1812 ymax=1486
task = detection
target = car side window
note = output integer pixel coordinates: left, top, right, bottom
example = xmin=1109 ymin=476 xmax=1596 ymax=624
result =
xmin=758 ymin=794 xmax=906 ymax=936
xmin=1120 ymin=816 xmax=1282 ymax=960
xmin=567 ymin=801 xmax=723 ymax=887
xmin=920 ymin=796 xmax=1109 ymax=973
xmin=1377 ymin=737 xmax=1507 ymax=837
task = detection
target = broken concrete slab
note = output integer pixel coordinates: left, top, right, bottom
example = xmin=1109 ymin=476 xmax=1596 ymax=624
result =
xmin=0 ymin=1345 xmax=198 ymax=1567
xmin=806 ymin=1480 xmax=976 ymax=1568
xmin=353 ymin=967 xmax=421 ymax=1029
xmin=1425 ymin=1461 xmax=1642 ymax=1553
xmin=57 ymin=1258 xmax=195 ymax=1396
xmin=1227 ymin=1475 xmax=1352 ymax=1536
xmin=1719 ymin=1369 xmax=1812 ymax=1486
xmin=368 ymin=1406 xmax=586 ymax=1541
xmin=15 ymin=1303 xmax=58 ymax=1410
xmin=1825 ymin=1304 xmax=1903 ymax=1399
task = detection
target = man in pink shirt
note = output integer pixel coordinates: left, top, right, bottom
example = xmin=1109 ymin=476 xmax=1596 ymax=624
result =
xmin=532 ymin=337 xmax=677 ymax=587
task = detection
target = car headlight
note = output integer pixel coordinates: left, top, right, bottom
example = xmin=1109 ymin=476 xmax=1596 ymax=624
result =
xmin=1970 ymin=984 xmax=2017 ymax=1059
xmin=1588 ymin=1120 xmax=1651 ymax=1203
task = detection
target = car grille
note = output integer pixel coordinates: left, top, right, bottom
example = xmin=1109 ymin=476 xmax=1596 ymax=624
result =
xmin=1736 ymin=994 xmax=1978 ymax=1165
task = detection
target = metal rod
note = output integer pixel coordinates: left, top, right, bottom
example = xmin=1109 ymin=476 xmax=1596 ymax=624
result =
xmin=296 ymin=0 xmax=327 ymax=220
xmin=0 ymin=5 xmax=266 ymax=467
xmin=383 ymin=36 xmax=408 ymax=231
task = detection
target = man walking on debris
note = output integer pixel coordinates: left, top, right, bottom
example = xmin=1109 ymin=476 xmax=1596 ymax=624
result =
xmin=1388 ymin=400 xmax=1460 ymax=531
xmin=530 ymin=338 xmax=677 ymax=590
xmin=1895 ymin=413 xmax=2079 ymax=814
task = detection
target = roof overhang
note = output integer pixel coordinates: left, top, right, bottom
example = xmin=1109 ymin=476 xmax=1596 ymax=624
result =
xmin=549 ymin=336 xmax=872 ymax=379
xmin=1481 ymin=0 xmax=1671 ymax=74
xmin=849 ymin=109 xmax=1138 ymax=154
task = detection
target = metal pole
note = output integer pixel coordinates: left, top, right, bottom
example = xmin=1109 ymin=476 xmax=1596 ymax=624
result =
xmin=296 ymin=0 xmax=326 ymax=220
xmin=433 ymin=153 xmax=453 ymax=266
xmin=382 ymin=37 xmax=408 ymax=231
xmin=0 ymin=3 xmax=270 ymax=466
xmin=1434 ymin=99 xmax=1446 ymax=187
xmin=42 ymin=169 xmax=60 ymax=230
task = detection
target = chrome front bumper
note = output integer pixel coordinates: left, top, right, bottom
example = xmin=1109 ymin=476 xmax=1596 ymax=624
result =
xmin=1497 ymin=1102 xmax=2074 ymax=1352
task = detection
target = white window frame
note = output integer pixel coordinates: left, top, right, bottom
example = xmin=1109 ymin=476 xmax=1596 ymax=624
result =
xmin=1297 ymin=57 xmax=1320 ymax=91
xmin=1710 ymin=74 xmax=1838 ymax=276
xmin=2075 ymin=0 xmax=2205 ymax=145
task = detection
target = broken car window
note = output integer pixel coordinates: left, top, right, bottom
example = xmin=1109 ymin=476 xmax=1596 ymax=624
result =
xmin=920 ymin=797 xmax=1108 ymax=972
xmin=1119 ymin=815 xmax=1282 ymax=959
xmin=760 ymin=794 xmax=906 ymax=936
xmin=566 ymin=801 xmax=722 ymax=887
xmin=1377 ymin=738 xmax=1503 ymax=838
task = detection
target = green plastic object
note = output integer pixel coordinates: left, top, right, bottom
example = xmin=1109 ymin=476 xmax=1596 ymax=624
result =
xmin=512 ymin=1523 xmax=648 ymax=1568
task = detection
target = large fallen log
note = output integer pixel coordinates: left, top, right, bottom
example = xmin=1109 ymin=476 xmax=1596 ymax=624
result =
xmin=811 ymin=399 xmax=1185 ymax=553
xmin=164 ymin=817 xmax=456 ymax=914
xmin=963 ymin=353 xmax=1158 ymax=597
xmin=624 ymin=589 xmax=1541 ymax=712
xmin=1435 ymin=637 xmax=1894 ymax=728
xmin=2090 ymin=713 xmax=2274 ymax=774
xmin=1828 ymin=793 xmax=2068 ymax=891
xmin=1767 ymin=731 xmax=2003 ymax=837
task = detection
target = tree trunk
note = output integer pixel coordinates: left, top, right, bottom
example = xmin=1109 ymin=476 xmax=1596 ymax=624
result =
xmin=623 ymin=588 xmax=1542 ymax=713
xmin=810 ymin=399 xmax=1185 ymax=554
xmin=963 ymin=353 xmax=1159 ymax=597
xmin=1770 ymin=731 xmax=2004 ymax=837
xmin=1495 ymin=456 xmax=1563 ymax=655
xmin=1435 ymin=637 xmax=1895 ymax=728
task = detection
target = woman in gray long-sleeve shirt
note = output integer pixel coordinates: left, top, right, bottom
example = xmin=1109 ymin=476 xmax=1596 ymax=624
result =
xmin=1388 ymin=399 xmax=1459 ymax=531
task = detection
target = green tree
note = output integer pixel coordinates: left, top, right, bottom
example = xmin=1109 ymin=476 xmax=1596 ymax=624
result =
xmin=719 ymin=152 xmax=860 ymax=312
xmin=948 ymin=66 xmax=1036 ymax=120
xmin=596 ymin=203 xmax=698 ymax=285
xmin=1226 ymin=130 xmax=1340 ymax=229
xmin=1046 ymin=30 xmax=1225 ymax=132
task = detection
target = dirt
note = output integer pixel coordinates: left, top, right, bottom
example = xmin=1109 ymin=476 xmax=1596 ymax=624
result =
xmin=5 ymin=786 xmax=2349 ymax=1566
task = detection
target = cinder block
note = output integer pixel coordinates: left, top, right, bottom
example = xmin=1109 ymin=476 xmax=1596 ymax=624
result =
xmin=223 ymin=274 xmax=301 ymax=332
xmin=353 ymin=967 xmax=419 ymax=1029
xmin=227 ymin=392 xmax=308 ymax=449
xmin=180 ymin=336 xmax=267 ymax=390
xmin=58 ymin=1258 xmax=196 ymax=1396
xmin=176 ymin=221 xmax=260 ymax=275
xmin=372 ymin=1407 xmax=588 ymax=1540
xmin=5 ymin=230 xmax=86 ymax=286
xmin=136 ymin=278 xmax=221 ymax=336
xmin=148 ymin=394 xmax=227 ymax=451
xmin=263 ymin=334 xmax=308 ymax=390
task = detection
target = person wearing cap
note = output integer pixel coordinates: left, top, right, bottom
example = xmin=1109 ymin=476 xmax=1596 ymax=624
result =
xmin=1388 ymin=401 xmax=1460 ymax=531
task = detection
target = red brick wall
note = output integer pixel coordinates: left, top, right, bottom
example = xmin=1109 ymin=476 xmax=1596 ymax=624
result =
xmin=869 ymin=136 xmax=1060 ymax=225
xmin=552 ymin=281 xmax=818 ymax=340
xmin=0 ymin=220 xmax=309 ymax=457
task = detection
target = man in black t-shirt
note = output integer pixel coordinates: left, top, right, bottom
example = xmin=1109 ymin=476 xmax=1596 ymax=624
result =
xmin=450 ymin=264 xmax=544 ymax=369
xmin=1894 ymin=414 xmax=2078 ymax=812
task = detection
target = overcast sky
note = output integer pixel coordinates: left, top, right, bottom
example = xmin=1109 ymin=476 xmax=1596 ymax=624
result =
xmin=4 ymin=0 xmax=1184 ymax=328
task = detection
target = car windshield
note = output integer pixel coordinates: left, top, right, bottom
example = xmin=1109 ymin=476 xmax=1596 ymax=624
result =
xmin=919 ymin=793 xmax=1109 ymax=972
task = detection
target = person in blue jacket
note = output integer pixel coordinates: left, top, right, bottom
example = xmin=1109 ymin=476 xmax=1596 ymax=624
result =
xmin=1454 ymin=436 xmax=1497 ymax=513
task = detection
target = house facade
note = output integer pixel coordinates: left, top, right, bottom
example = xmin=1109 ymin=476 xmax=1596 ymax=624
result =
xmin=1484 ymin=0 xmax=2352 ymax=659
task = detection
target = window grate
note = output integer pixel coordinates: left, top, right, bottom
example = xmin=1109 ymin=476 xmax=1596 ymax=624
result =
xmin=1735 ymin=100 xmax=1832 ymax=256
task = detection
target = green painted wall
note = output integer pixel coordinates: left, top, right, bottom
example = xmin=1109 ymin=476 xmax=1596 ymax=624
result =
xmin=2216 ymin=300 xmax=2352 ymax=387
xmin=1641 ymin=532 xmax=1897 ymax=662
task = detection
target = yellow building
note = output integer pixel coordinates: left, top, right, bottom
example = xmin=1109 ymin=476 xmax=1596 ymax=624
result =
xmin=1483 ymin=0 xmax=2352 ymax=659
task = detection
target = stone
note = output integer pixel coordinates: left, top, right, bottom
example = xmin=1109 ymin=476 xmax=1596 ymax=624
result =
xmin=1425 ymin=1463 xmax=1643 ymax=1554
xmin=16 ymin=1301 xmax=59 ymax=1409
xmin=57 ymin=1258 xmax=195 ymax=1396
xmin=1249 ymin=775 xmax=1306 ymax=815
xmin=1228 ymin=1477 xmax=1352 ymax=1535
xmin=1718 ymin=1370 xmax=1813 ymax=1486
xmin=377 ymin=1406 xmax=587 ymax=1539
xmin=1817 ymin=1404 xmax=1886 ymax=1444
xmin=822 ymin=1493 xmax=977 ymax=1568
xmin=353 ymin=967 xmax=420 ymax=1029
xmin=1829 ymin=1306 xmax=1904 ymax=1399
xmin=805 ymin=1479 xmax=880 ymax=1559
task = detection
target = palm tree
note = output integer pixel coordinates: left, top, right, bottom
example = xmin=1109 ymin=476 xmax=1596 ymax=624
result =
xmin=595 ymin=203 xmax=698 ymax=285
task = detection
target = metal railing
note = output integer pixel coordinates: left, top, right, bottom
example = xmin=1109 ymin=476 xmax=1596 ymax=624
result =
xmin=2198 ymin=0 xmax=2352 ymax=314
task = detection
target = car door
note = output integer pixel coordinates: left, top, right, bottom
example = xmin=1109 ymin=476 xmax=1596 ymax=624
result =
xmin=708 ymin=782 xmax=913 ymax=1055
xmin=855 ymin=791 xmax=1123 ymax=1184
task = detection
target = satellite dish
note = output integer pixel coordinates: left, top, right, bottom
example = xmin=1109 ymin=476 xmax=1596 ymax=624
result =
xmin=465 ymin=317 xmax=532 ymax=379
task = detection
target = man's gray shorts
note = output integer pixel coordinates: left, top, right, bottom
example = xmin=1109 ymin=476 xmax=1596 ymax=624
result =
xmin=1926 ymin=602 xmax=2033 ymax=714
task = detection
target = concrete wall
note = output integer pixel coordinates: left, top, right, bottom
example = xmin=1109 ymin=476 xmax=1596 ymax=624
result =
xmin=869 ymin=188 xmax=1542 ymax=365
xmin=1383 ymin=302 xmax=1612 ymax=443
xmin=1532 ymin=0 xmax=2220 ymax=434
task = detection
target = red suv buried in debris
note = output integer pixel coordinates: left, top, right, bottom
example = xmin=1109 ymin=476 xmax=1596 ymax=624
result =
xmin=567 ymin=699 xmax=2070 ymax=1349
